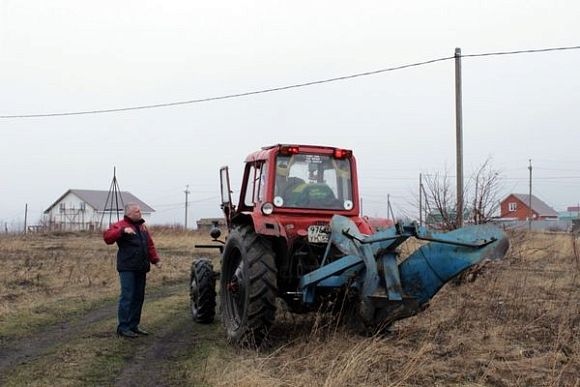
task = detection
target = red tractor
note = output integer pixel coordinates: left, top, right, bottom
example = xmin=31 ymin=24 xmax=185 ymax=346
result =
xmin=190 ymin=144 xmax=508 ymax=347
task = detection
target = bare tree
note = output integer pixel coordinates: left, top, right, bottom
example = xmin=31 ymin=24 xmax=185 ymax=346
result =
xmin=421 ymin=158 xmax=502 ymax=230
xmin=422 ymin=171 xmax=456 ymax=230
xmin=469 ymin=159 xmax=501 ymax=225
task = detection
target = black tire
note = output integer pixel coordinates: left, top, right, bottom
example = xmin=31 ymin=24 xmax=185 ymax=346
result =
xmin=220 ymin=225 xmax=277 ymax=347
xmin=190 ymin=258 xmax=216 ymax=324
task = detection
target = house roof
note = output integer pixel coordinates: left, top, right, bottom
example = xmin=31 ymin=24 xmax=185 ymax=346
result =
xmin=44 ymin=189 xmax=155 ymax=213
xmin=506 ymin=193 xmax=558 ymax=217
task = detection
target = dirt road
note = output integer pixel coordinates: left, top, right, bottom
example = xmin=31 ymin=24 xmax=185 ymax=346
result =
xmin=0 ymin=283 xmax=219 ymax=386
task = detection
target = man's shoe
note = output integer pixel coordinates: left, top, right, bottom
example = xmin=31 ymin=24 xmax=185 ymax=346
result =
xmin=131 ymin=327 xmax=151 ymax=336
xmin=117 ymin=329 xmax=139 ymax=338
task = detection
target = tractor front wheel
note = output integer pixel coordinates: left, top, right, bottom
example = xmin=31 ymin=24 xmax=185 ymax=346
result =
xmin=220 ymin=225 xmax=277 ymax=347
xmin=190 ymin=258 xmax=216 ymax=324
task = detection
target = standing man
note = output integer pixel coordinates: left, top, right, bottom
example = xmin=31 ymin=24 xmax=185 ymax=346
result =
xmin=104 ymin=203 xmax=161 ymax=338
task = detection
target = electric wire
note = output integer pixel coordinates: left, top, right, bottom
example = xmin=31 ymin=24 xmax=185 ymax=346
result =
xmin=2 ymin=44 xmax=579 ymax=119
xmin=461 ymin=45 xmax=580 ymax=58
xmin=0 ymin=56 xmax=454 ymax=118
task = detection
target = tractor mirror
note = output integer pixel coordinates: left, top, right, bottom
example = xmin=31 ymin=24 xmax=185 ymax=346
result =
xmin=220 ymin=166 xmax=232 ymax=204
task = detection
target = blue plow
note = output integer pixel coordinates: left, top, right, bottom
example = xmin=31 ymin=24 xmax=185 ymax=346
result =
xmin=299 ymin=215 xmax=509 ymax=326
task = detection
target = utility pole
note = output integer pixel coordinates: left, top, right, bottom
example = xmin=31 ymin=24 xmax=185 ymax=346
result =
xmin=360 ymin=197 xmax=364 ymax=216
xmin=455 ymin=47 xmax=464 ymax=228
xmin=184 ymin=185 xmax=190 ymax=230
xmin=419 ymin=173 xmax=423 ymax=226
xmin=528 ymin=159 xmax=533 ymax=231
xmin=24 ymin=203 xmax=28 ymax=234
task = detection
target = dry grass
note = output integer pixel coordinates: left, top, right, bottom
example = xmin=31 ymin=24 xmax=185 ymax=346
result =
xmin=1 ymin=229 xmax=578 ymax=386
xmin=0 ymin=228 xmax=216 ymax=336
xmin=205 ymin=231 xmax=580 ymax=387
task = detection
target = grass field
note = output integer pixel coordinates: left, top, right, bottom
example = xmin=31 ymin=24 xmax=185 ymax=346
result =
xmin=0 ymin=228 xmax=578 ymax=386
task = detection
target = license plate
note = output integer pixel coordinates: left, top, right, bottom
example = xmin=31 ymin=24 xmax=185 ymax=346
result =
xmin=307 ymin=224 xmax=330 ymax=243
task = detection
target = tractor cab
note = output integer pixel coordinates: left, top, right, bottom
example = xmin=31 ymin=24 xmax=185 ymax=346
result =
xmin=220 ymin=144 xmax=374 ymax=240
xmin=273 ymin=148 xmax=353 ymax=211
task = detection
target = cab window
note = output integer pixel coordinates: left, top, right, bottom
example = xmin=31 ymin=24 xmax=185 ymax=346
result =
xmin=244 ymin=163 xmax=265 ymax=207
xmin=274 ymin=154 xmax=353 ymax=210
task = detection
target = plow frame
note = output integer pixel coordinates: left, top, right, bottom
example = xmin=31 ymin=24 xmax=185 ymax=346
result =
xmin=298 ymin=216 xmax=507 ymax=323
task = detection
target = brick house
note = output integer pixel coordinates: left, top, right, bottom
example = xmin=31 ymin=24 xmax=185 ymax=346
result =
xmin=500 ymin=193 xmax=558 ymax=221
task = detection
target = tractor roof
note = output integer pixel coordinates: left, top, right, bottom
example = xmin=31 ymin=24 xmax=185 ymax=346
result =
xmin=245 ymin=144 xmax=352 ymax=163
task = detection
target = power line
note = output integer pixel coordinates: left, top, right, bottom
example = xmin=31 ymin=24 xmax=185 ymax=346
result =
xmin=152 ymin=195 xmax=219 ymax=209
xmin=419 ymin=173 xmax=580 ymax=181
xmin=0 ymin=56 xmax=454 ymax=119
xmin=1 ymin=44 xmax=580 ymax=119
xmin=535 ymin=167 xmax=580 ymax=172
xmin=502 ymin=176 xmax=580 ymax=181
xmin=461 ymin=45 xmax=580 ymax=59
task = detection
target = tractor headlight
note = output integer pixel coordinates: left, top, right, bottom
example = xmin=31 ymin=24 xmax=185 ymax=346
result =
xmin=261 ymin=202 xmax=274 ymax=215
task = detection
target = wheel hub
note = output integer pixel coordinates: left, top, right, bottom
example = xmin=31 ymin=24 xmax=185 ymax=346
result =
xmin=227 ymin=277 xmax=239 ymax=294
xmin=228 ymin=263 xmax=244 ymax=298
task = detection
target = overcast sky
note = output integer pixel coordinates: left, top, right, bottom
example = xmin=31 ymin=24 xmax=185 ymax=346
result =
xmin=1 ymin=1 xmax=579 ymax=229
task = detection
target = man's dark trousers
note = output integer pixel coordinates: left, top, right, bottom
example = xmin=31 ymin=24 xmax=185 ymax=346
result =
xmin=118 ymin=271 xmax=146 ymax=332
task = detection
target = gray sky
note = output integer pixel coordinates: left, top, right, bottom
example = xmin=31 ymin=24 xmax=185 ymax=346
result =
xmin=1 ymin=1 xmax=579 ymax=228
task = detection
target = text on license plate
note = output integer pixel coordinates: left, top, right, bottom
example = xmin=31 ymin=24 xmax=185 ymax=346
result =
xmin=307 ymin=225 xmax=330 ymax=243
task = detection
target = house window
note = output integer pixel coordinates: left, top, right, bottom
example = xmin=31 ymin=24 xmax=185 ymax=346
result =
xmin=508 ymin=202 xmax=517 ymax=212
xmin=79 ymin=202 xmax=86 ymax=212
xmin=59 ymin=203 xmax=66 ymax=213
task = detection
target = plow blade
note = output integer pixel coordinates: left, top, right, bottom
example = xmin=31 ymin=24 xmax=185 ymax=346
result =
xmin=374 ymin=225 xmax=509 ymax=324
xmin=299 ymin=216 xmax=509 ymax=327
xmin=399 ymin=225 xmax=509 ymax=305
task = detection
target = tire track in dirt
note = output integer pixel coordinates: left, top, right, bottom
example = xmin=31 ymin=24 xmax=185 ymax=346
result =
xmin=0 ymin=282 xmax=183 ymax=381
xmin=113 ymin=311 xmax=201 ymax=387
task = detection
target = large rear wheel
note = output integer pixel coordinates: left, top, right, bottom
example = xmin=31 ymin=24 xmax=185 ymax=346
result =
xmin=220 ymin=225 xmax=277 ymax=347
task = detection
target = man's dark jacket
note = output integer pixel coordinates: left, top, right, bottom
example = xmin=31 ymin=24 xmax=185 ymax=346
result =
xmin=103 ymin=216 xmax=160 ymax=272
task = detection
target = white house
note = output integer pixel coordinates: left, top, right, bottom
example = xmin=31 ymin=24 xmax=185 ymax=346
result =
xmin=43 ymin=189 xmax=155 ymax=231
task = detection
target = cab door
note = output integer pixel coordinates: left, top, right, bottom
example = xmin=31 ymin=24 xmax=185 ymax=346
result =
xmin=220 ymin=166 xmax=234 ymax=229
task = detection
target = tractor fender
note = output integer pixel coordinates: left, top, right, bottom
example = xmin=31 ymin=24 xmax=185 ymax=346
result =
xmin=230 ymin=213 xmax=253 ymax=230
xmin=251 ymin=215 xmax=288 ymax=238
